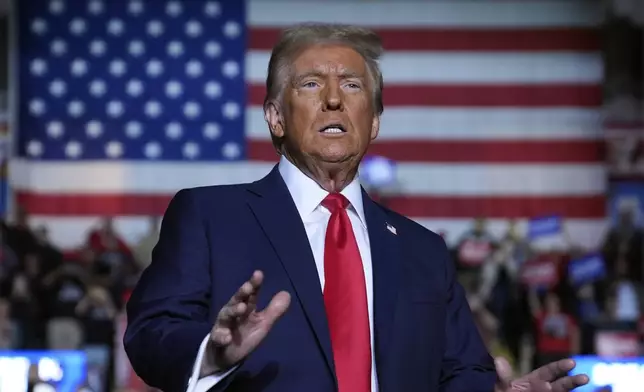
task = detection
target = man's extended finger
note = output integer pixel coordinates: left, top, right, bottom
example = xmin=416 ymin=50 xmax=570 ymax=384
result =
xmin=531 ymin=359 xmax=576 ymax=383
xmin=550 ymin=374 xmax=589 ymax=392
xmin=229 ymin=271 xmax=264 ymax=306
xmin=217 ymin=302 xmax=247 ymax=324
xmin=249 ymin=270 xmax=263 ymax=288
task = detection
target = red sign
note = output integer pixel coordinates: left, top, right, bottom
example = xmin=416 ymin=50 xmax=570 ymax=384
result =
xmin=520 ymin=258 xmax=559 ymax=287
xmin=458 ymin=239 xmax=492 ymax=266
xmin=595 ymin=331 xmax=640 ymax=358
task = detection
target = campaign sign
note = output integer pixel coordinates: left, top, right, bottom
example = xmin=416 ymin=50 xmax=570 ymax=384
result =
xmin=595 ymin=331 xmax=640 ymax=358
xmin=0 ymin=350 xmax=87 ymax=392
xmin=570 ymin=355 xmax=644 ymax=392
xmin=568 ymin=253 xmax=607 ymax=286
xmin=520 ymin=257 xmax=559 ymax=287
xmin=458 ymin=239 xmax=492 ymax=266
xmin=528 ymin=215 xmax=562 ymax=239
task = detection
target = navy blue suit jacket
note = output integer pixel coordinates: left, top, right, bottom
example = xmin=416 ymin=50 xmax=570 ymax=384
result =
xmin=124 ymin=167 xmax=496 ymax=392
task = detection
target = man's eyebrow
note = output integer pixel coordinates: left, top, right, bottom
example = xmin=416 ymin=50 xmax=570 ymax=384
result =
xmin=293 ymin=70 xmax=365 ymax=83
xmin=293 ymin=71 xmax=325 ymax=83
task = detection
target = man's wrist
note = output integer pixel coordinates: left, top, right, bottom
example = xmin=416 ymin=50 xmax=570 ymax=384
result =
xmin=199 ymin=340 xmax=221 ymax=377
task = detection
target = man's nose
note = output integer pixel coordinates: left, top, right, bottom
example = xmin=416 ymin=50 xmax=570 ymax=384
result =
xmin=322 ymin=83 xmax=344 ymax=111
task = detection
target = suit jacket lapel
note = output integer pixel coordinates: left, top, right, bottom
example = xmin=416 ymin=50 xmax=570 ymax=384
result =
xmin=246 ymin=166 xmax=336 ymax=383
xmin=362 ymin=190 xmax=401 ymax=385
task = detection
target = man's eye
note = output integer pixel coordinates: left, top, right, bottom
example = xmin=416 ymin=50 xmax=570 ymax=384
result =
xmin=302 ymin=81 xmax=318 ymax=88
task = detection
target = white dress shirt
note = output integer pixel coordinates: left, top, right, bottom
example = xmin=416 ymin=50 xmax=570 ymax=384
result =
xmin=186 ymin=156 xmax=378 ymax=392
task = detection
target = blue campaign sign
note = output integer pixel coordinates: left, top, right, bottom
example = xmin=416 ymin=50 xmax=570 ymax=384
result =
xmin=570 ymin=356 xmax=644 ymax=392
xmin=0 ymin=350 xmax=87 ymax=392
xmin=568 ymin=253 xmax=607 ymax=286
xmin=528 ymin=215 xmax=562 ymax=239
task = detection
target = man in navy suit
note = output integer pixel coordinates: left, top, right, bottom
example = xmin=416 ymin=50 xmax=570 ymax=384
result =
xmin=124 ymin=24 xmax=589 ymax=392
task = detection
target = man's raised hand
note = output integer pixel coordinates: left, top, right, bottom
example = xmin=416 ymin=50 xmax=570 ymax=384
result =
xmin=201 ymin=270 xmax=291 ymax=376
xmin=495 ymin=357 xmax=589 ymax=392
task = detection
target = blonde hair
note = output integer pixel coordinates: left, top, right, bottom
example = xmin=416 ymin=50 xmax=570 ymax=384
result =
xmin=264 ymin=23 xmax=384 ymax=110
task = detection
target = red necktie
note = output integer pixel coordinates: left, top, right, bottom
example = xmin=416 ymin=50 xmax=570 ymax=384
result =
xmin=322 ymin=193 xmax=371 ymax=392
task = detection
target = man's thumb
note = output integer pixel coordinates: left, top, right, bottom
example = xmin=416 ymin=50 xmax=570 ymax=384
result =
xmin=263 ymin=291 xmax=291 ymax=324
xmin=495 ymin=357 xmax=513 ymax=384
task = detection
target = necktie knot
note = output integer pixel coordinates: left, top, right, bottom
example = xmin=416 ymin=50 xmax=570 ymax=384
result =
xmin=322 ymin=193 xmax=349 ymax=214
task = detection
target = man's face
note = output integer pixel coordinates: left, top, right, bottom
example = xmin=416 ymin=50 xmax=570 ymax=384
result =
xmin=269 ymin=44 xmax=379 ymax=170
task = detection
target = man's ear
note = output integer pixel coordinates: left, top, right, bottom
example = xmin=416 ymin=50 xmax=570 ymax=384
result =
xmin=265 ymin=101 xmax=285 ymax=139
xmin=370 ymin=115 xmax=380 ymax=141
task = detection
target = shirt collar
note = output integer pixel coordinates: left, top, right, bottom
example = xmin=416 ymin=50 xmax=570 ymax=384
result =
xmin=278 ymin=155 xmax=366 ymax=227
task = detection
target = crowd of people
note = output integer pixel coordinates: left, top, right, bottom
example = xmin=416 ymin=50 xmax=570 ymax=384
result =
xmin=0 ymin=208 xmax=157 ymax=391
xmin=0 ymin=205 xmax=642 ymax=389
xmin=456 ymin=210 xmax=643 ymax=375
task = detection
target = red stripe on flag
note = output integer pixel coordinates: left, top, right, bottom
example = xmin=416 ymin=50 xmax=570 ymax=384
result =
xmin=248 ymin=84 xmax=602 ymax=107
xmin=248 ymin=140 xmax=604 ymax=163
xmin=249 ymin=28 xmax=600 ymax=52
xmin=16 ymin=193 xmax=605 ymax=218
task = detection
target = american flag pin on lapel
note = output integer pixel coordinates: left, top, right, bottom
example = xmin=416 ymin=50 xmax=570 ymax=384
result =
xmin=386 ymin=223 xmax=397 ymax=235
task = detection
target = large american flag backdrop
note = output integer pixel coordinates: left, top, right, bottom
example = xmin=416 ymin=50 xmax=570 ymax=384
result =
xmin=10 ymin=0 xmax=606 ymax=250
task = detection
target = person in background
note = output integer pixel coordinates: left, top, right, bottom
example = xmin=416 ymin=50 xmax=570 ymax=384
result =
xmin=576 ymin=284 xmax=601 ymax=324
xmin=0 ymin=299 xmax=15 ymax=348
xmin=132 ymin=216 xmax=160 ymax=271
xmin=76 ymin=285 xmax=118 ymax=345
xmin=33 ymin=225 xmax=64 ymax=276
xmin=477 ymin=239 xmax=523 ymax=363
xmin=87 ymin=218 xmax=133 ymax=260
xmin=503 ymin=220 xmax=530 ymax=267
xmin=0 ymin=238 xmax=20 ymax=297
xmin=611 ymin=257 xmax=641 ymax=322
xmin=529 ymin=290 xmax=580 ymax=368
xmin=455 ymin=217 xmax=496 ymax=272
xmin=77 ymin=285 xmax=118 ymax=392
xmin=42 ymin=263 xmax=87 ymax=350
xmin=5 ymin=206 xmax=38 ymax=261
xmin=602 ymin=201 xmax=643 ymax=281
xmin=10 ymin=269 xmax=42 ymax=348
xmin=467 ymin=292 xmax=516 ymax=372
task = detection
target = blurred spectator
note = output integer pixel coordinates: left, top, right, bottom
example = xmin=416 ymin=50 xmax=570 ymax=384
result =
xmin=5 ymin=207 xmax=38 ymax=261
xmin=478 ymin=239 xmax=523 ymax=360
xmin=33 ymin=225 xmax=64 ymax=275
xmin=468 ymin=293 xmax=516 ymax=371
xmin=10 ymin=268 xmax=43 ymax=348
xmin=77 ymin=285 xmax=117 ymax=392
xmin=0 ymin=235 xmax=20 ymax=296
xmin=602 ymin=201 xmax=643 ymax=280
xmin=529 ymin=290 xmax=580 ymax=367
xmin=503 ymin=220 xmax=530 ymax=266
xmin=42 ymin=263 xmax=87 ymax=349
xmin=89 ymin=218 xmax=139 ymax=289
xmin=133 ymin=216 xmax=159 ymax=271
xmin=87 ymin=218 xmax=133 ymax=259
xmin=576 ymin=283 xmax=601 ymax=324
xmin=76 ymin=285 xmax=117 ymax=346
xmin=610 ymin=257 xmax=641 ymax=322
xmin=455 ymin=217 xmax=496 ymax=271
xmin=478 ymin=240 xmax=519 ymax=306
xmin=0 ymin=299 xmax=15 ymax=348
